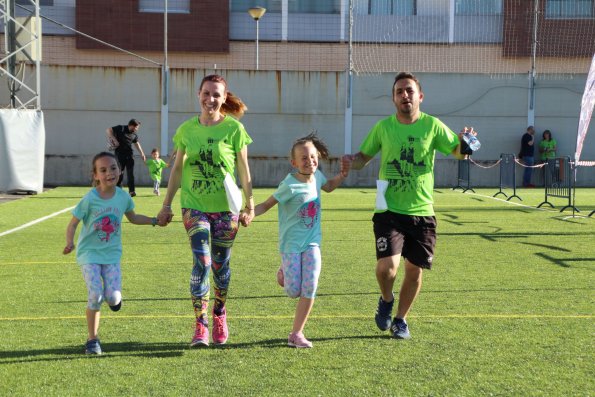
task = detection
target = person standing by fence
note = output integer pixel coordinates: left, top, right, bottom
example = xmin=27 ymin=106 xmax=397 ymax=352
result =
xmin=539 ymin=130 xmax=557 ymax=162
xmin=519 ymin=126 xmax=536 ymax=188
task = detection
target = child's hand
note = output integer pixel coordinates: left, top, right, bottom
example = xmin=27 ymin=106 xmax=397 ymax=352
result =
xmin=157 ymin=206 xmax=174 ymax=225
xmin=63 ymin=244 xmax=74 ymax=255
xmin=239 ymin=208 xmax=255 ymax=227
xmin=340 ymin=155 xmax=351 ymax=178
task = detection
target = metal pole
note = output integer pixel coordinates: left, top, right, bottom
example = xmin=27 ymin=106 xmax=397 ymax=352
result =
xmin=256 ymin=19 xmax=260 ymax=70
xmin=7 ymin=0 xmax=16 ymax=108
xmin=35 ymin=0 xmax=40 ymax=110
xmin=161 ymin=0 xmax=169 ymax=155
xmin=344 ymin=0 xmax=353 ymax=154
xmin=528 ymin=0 xmax=539 ymax=126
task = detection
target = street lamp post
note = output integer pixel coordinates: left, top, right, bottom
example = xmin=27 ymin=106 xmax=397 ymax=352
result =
xmin=248 ymin=6 xmax=266 ymax=70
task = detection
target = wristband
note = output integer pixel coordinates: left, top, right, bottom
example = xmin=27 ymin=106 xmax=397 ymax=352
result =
xmin=162 ymin=204 xmax=172 ymax=209
xmin=151 ymin=217 xmax=157 ymax=227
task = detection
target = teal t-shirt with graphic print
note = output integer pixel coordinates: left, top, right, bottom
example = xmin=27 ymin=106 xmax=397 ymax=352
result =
xmin=72 ymin=187 xmax=134 ymax=265
xmin=360 ymin=112 xmax=459 ymax=216
xmin=273 ymin=170 xmax=328 ymax=254
xmin=173 ymin=115 xmax=252 ymax=212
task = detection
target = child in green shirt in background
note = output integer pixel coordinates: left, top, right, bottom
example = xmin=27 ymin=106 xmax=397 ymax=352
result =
xmin=146 ymin=148 xmax=169 ymax=195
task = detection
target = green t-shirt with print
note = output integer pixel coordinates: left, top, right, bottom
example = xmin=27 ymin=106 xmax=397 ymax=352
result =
xmin=360 ymin=112 xmax=459 ymax=216
xmin=539 ymin=139 xmax=557 ymax=161
xmin=173 ymin=115 xmax=252 ymax=212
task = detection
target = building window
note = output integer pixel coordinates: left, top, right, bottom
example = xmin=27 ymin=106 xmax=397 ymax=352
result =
xmin=16 ymin=0 xmax=54 ymax=5
xmin=139 ymin=0 xmax=190 ymax=14
xmin=367 ymin=0 xmax=416 ymax=15
xmin=455 ymin=0 xmax=502 ymax=15
xmin=545 ymin=0 xmax=594 ymax=18
xmin=288 ymin=0 xmax=341 ymax=14
xmin=230 ymin=0 xmax=281 ymax=13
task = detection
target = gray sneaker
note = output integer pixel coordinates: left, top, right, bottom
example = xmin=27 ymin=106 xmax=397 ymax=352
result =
xmin=85 ymin=338 xmax=102 ymax=355
xmin=390 ymin=318 xmax=411 ymax=339
xmin=375 ymin=294 xmax=394 ymax=331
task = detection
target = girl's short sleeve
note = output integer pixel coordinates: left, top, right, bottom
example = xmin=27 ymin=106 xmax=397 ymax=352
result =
xmin=72 ymin=196 xmax=89 ymax=221
xmin=273 ymin=180 xmax=292 ymax=204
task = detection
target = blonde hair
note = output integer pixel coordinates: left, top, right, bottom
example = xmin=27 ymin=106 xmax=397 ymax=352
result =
xmin=199 ymin=74 xmax=247 ymax=119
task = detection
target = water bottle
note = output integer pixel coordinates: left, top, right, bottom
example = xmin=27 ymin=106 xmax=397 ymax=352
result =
xmin=463 ymin=128 xmax=481 ymax=151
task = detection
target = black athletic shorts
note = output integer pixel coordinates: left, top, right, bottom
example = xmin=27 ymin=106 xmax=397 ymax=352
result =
xmin=372 ymin=211 xmax=437 ymax=269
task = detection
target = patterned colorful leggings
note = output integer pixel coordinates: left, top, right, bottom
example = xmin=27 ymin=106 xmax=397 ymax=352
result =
xmin=81 ymin=263 xmax=122 ymax=311
xmin=281 ymin=246 xmax=321 ymax=299
xmin=182 ymin=209 xmax=239 ymax=323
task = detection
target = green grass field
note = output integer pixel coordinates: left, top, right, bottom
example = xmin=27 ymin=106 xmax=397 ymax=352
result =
xmin=0 ymin=187 xmax=593 ymax=396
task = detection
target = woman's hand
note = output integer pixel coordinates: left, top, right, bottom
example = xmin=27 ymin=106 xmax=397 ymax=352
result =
xmin=157 ymin=206 xmax=174 ymax=226
xmin=239 ymin=208 xmax=255 ymax=227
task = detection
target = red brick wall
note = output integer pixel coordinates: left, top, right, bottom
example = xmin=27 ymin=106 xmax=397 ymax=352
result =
xmin=503 ymin=0 xmax=595 ymax=57
xmin=75 ymin=0 xmax=229 ymax=53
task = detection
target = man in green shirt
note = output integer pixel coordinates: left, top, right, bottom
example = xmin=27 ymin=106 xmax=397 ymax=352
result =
xmin=344 ymin=72 xmax=470 ymax=339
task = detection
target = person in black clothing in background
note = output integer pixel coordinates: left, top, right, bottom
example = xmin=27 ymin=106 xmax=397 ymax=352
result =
xmin=519 ymin=125 xmax=535 ymax=188
xmin=106 ymin=119 xmax=146 ymax=197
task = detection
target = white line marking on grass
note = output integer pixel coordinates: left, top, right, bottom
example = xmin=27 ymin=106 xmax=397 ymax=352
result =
xmin=0 ymin=206 xmax=75 ymax=237
xmin=0 ymin=314 xmax=592 ymax=321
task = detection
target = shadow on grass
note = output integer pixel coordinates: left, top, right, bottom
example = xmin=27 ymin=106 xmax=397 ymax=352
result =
xmin=535 ymin=252 xmax=595 ymax=269
xmin=0 ymin=341 xmax=187 ymax=364
xmin=206 ymin=334 xmax=388 ymax=350
xmin=48 ymin=284 xmax=593 ymax=307
xmin=0 ymin=335 xmax=388 ymax=363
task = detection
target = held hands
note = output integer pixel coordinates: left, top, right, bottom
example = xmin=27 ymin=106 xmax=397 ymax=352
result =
xmin=340 ymin=155 xmax=351 ymax=178
xmin=157 ymin=206 xmax=174 ymax=226
xmin=239 ymin=207 xmax=255 ymax=227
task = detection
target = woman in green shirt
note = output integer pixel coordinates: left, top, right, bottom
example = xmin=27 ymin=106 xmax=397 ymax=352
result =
xmin=158 ymin=74 xmax=255 ymax=348
xmin=539 ymin=130 xmax=557 ymax=161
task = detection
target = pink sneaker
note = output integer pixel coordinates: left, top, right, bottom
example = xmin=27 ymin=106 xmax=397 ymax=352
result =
xmin=212 ymin=309 xmax=228 ymax=345
xmin=276 ymin=267 xmax=284 ymax=287
xmin=288 ymin=332 xmax=313 ymax=348
xmin=190 ymin=321 xmax=209 ymax=347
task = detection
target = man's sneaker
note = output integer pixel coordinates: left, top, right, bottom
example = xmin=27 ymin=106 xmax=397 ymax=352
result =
xmin=288 ymin=332 xmax=313 ymax=348
xmin=190 ymin=321 xmax=209 ymax=347
xmin=375 ymin=294 xmax=394 ymax=331
xmin=85 ymin=338 xmax=102 ymax=355
xmin=130 ymin=192 xmax=136 ymax=197
xmin=212 ymin=309 xmax=228 ymax=345
xmin=109 ymin=300 xmax=122 ymax=312
xmin=276 ymin=267 xmax=284 ymax=287
xmin=390 ymin=317 xmax=411 ymax=340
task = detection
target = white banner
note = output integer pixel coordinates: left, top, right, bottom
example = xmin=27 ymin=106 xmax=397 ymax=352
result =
xmin=575 ymin=54 xmax=595 ymax=163
xmin=0 ymin=109 xmax=46 ymax=193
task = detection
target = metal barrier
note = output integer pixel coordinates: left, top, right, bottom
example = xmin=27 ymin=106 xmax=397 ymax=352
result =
xmin=452 ymin=158 xmax=474 ymax=193
xmin=537 ymin=156 xmax=579 ymax=212
xmin=494 ymin=153 xmax=521 ymax=201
